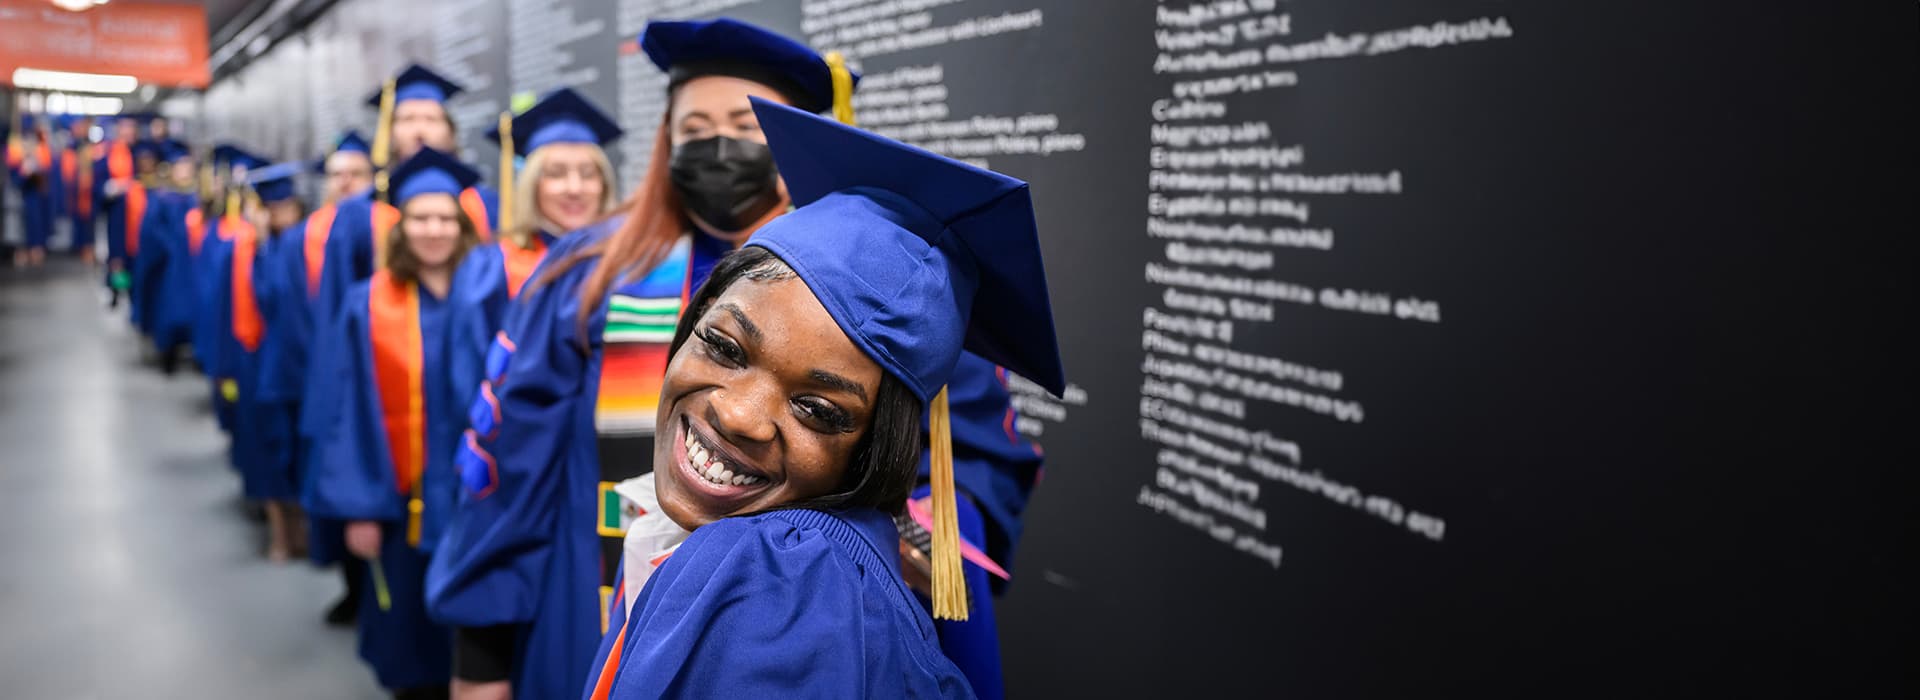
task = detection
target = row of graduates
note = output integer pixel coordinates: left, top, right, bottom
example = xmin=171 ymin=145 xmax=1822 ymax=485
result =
xmin=156 ymin=17 xmax=1061 ymax=700
xmin=5 ymin=111 xmax=180 ymax=272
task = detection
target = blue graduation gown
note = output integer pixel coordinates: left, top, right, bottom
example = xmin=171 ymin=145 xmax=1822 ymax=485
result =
xmin=307 ymin=186 xmax=498 ymax=443
xmin=304 ymin=277 xmax=460 ymax=690
xmin=208 ymin=227 xmax=294 ymax=500
xmin=424 ymin=220 xmax=621 ymax=699
xmin=253 ymin=221 xmax=311 ymax=506
xmin=198 ymin=221 xmax=238 ymax=431
xmin=65 ymin=146 xmax=94 ymax=251
xmin=132 ymin=191 xmax=200 ymax=349
xmin=597 ymin=508 xmax=975 ymax=699
xmin=8 ymin=146 xmax=56 ymax=249
xmin=93 ymin=152 xmax=126 ymax=272
xmin=444 ymin=232 xmax=555 ymax=419
xmin=427 ymin=220 xmax=723 ymax=700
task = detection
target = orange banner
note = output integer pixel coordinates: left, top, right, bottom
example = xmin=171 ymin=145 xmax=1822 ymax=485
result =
xmin=0 ymin=2 xmax=210 ymax=88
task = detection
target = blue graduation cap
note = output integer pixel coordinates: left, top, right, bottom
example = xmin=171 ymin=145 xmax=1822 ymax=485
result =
xmin=745 ymin=97 xmax=1063 ymax=401
xmin=212 ymin=144 xmax=268 ymax=170
xmin=157 ymin=139 xmax=193 ymax=164
xmin=247 ymin=161 xmax=304 ymax=203
xmin=314 ymin=130 xmax=373 ymax=173
xmin=641 ymin=18 xmax=858 ymax=114
xmin=743 ymin=97 xmax=1063 ymax=621
xmin=388 ymin=147 xmax=481 ymax=206
xmin=366 ymin=64 xmax=466 ymax=107
xmin=487 ymin=87 xmax=623 ymax=156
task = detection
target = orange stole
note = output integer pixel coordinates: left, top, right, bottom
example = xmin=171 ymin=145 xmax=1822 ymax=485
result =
xmin=75 ymin=146 xmax=93 ymax=218
xmin=186 ymin=209 xmax=207 ymax=255
xmin=229 ymin=216 xmax=264 ymax=351
xmin=126 ymin=183 xmax=147 ymax=256
xmin=459 ymin=187 xmax=492 ymax=242
xmin=368 ymin=270 xmax=426 ymax=499
xmin=502 ymin=237 xmax=547 ymax=299
xmin=303 ymin=204 xmax=338 ymax=297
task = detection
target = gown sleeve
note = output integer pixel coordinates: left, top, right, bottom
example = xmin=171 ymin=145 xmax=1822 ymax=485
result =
xmin=301 ymin=283 xmax=406 ymax=523
xmin=445 ymin=244 xmax=508 ymax=422
xmin=425 ymin=240 xmax=592 ymax=627
xmin=604 ymin=517 xmax=870 ymax=699
xmin=301 ymin=195 xmax=373 ymax=439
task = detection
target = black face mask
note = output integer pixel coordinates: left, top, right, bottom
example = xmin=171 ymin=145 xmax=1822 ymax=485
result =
xmin=668 ymin=136 xmax=781 ymax=233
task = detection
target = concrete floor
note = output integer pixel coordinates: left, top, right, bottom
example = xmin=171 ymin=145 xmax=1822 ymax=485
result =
xmin=0 ymin=260 xmax=385 ymax=699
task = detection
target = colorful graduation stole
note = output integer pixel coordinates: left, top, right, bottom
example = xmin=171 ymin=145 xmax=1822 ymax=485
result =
xmin=594 ymin=236 xmax=693 ymax=436
xmin=367 ymin=271 xmax=427 ymax=546
xmin=186 ymin=209 xmax=207 ymax=256
xmin=229 ymin=216 xmax=264 ymax=352
xmin=303 ymin=203 xmax=338 ymax=297
xmin=459 ymin=187 xmax=493 ymax=242
xmin=501 ymin=235 xmax=546 ymax=299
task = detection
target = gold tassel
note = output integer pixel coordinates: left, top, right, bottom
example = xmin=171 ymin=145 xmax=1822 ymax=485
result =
xmin=497 ymin=110 xmax=515 ymax=236
xmin=406 ymin=495 xmax=424 ymax=547
xmin=225 ymin=188 xmax=241 ymax=222
xmin=825 ymin=51 xmax=857 ymax=126
xmin=371 ymin=78 xmax=397 ymax=198
xmin=928 ymin=385 xmax=968 ymax=620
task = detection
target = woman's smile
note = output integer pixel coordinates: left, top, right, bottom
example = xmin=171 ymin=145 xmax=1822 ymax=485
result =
xmin=671 ymin=412 xmax=774 ymax=507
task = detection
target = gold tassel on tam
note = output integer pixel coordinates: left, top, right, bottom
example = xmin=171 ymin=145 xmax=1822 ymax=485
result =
xmin=371 ymin=78 xmax=397 ymax=199
xmin=826 ymin=51 xmax=857 ymax=126
xmin=927 ymin=385 xmax=968 ymax=620
xmin=224 ymin=188 xmax=241 ymax=222
xmin=497 ymin=111 xmax=515 ymax=233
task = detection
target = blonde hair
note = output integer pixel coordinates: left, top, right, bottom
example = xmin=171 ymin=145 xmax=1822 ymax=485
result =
xmin=504 ymin=143 xmax=618 ymax=249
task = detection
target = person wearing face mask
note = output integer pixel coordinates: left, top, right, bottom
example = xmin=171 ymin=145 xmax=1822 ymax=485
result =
xmin=132 ymin=140 xmax=205 ymax=375
xmin=258 ymin=131 xmax=377 ymax=623
xmin=423 ymin=19 xmax=850 ymax=700
xmin=303 ymin=148 xmax=483 ymax=700
xmin=584 ymin=97 xmax=1063 ymax=700
xmin=208 ymin=162 xmax=308 ymax=561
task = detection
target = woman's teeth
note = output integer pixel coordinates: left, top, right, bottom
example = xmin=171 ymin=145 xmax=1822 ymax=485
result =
xmin=686 ymin=432 xmax=766 ymax=488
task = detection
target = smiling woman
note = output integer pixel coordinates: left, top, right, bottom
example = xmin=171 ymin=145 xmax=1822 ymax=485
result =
xmin=652 ymin=247 xmax=922 ymax=529
xmin=581 ymin=98 xmax=1066 ymax=699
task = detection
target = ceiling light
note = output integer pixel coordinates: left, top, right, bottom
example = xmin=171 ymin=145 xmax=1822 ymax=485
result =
xmin=10 ymin=68 xmax=138 ymax=94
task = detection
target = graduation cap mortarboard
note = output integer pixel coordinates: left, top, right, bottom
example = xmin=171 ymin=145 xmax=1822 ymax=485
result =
xmin=387 ymin=147 xmax=481 ymax=207
xmin=487 ymin=87 xmax=623 ymax=157
xmin=641 ymin=18 xmax=859 ymax=115
xmin=157 ymin=139 xmax=193 ymax=164
xmin=246 ymin=162 xmax=304 ymax=203
xmin=212 ymin=144 xmax=269 ymax=171
xmin=314 ymin=130 xmax=373 ymax=173
xmin=365 ymin=64 xmax=466 ymax=107
xmin=742 ymin=98 xmax=1063 ymax=621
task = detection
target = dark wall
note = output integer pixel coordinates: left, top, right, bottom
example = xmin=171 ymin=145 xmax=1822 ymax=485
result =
xmin=197 ymin=1 xmax=1917 ymax=695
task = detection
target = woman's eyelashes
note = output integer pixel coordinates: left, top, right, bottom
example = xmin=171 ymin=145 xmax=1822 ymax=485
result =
xmin=794 ymin=398 xmax=854 ymax=433
xmin=694 ymin=325 xmax=855 ymax=434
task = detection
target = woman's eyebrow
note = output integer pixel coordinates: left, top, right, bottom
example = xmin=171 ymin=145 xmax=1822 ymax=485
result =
xmin=809 ymin=369 xmax=869 ymax=402
xmin=717 ymin=303 xmax=763 ymax=344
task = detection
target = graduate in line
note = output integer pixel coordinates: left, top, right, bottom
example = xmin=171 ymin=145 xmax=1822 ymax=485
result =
xmin=58 ymin=115 xmax=98 ymax=265
xmin=211 ymin=161 xmax=311 ymax=560
xmin=96 ymin=114 xmax=149 ymax=306
xmin=202 ymin=146 xmax=271 ymax=434
xmin=432 ymin=86 xmax=622 ymax=700
xmin=587 ymin=97 xmax=1066 ymax=699
xmin=259 ymin=130 xmax=377 ymax=623
xmin=132 ymin=140 xmax=204 ymax=374
xmin=6 ymin=115 xmax=57 ymax=268
xmin=305 ymin=65 xmax=500 ymax=477
xmin=425 ymin=19 xmax=855 ymax=700
xmin=304 ymin=148 xmax=484 ymax=700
